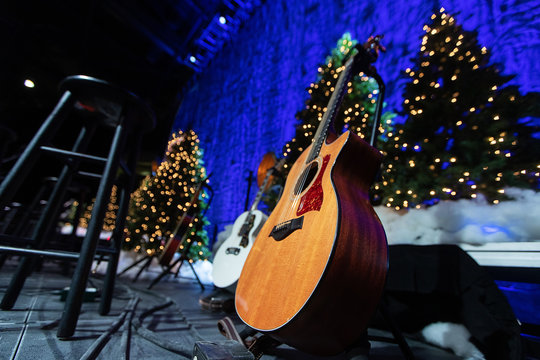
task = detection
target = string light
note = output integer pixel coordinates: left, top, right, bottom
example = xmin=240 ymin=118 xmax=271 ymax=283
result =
xmin=123 ymin=130 xmax=210 ymax=259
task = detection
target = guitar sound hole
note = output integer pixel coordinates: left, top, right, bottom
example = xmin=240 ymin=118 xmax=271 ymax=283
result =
xmin=294 ymin=162 xmax=318 ymax=195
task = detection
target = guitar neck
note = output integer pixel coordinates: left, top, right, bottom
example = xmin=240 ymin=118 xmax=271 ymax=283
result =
xmin=249 ymin=168 xmax=273 ymax=212
xmin=249 ymin=190 xmax=264 ymax=213
xmin=249 ymin=158 xmax=285 ymax=212
xmin=169 ymin=177 xmax=206 ymax=238
xmin=306 ymin=55 xmax=356 ymax=164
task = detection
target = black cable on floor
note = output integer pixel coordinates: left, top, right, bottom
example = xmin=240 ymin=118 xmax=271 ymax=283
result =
xmin=78 ymin=296 xmax=140 ymax=360
xmin=131 ymin=296 xmax=204 ymax=359
xmin=119 ymin=294 xmax=139 ymax=360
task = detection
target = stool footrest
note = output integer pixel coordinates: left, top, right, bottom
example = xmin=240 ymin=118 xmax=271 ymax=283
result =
xmin=77 ymin=171 xmax=103 ymax=179
xmin=40 ymin=146 xmax=107 ymax=165
xmin=0 ymin=245 xmax=80 ymax=260
xmin=0 ymin=244 xmax=116 ymax=260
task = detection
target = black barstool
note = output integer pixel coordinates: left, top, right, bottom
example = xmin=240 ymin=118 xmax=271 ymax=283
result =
xmin=0 ymin=75 xmax=155 ymax=338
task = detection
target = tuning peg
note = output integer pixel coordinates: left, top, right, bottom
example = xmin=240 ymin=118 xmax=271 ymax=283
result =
xmin=365 ymin=34 xmax=386 ymax=56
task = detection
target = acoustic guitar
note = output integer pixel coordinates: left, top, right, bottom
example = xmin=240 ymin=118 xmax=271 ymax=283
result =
xmin=235 ymin=37 xmax=388 ymax=355
xmin=212 ymin=157 xmax=285 ymax=289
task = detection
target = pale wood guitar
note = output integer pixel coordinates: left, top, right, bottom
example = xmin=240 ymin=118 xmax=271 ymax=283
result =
xmin=235 ymin=36 xmax=388 ymax=355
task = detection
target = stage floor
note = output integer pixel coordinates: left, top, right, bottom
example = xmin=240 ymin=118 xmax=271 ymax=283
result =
xmin=0 ymin=258 xmax=464 ymax=360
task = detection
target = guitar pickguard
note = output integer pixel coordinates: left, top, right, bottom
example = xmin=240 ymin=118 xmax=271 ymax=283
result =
xmin=296 ymin=155 xmax=330 ymax=216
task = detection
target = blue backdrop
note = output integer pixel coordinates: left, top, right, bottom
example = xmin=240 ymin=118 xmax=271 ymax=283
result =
xmin=173 ymin=0 xmax=540 ymax=236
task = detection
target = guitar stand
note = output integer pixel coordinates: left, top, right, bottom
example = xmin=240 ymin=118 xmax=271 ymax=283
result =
xmin=117 ymin=254 xmax=155 ymax=282
xmin=204 ymin=296 xmax=415 ymax=360
xmin=366 ymin=298 xmax=416 ymax=360
xmin=146 ymin=182 xmax=213 ymax=291
xmin=118 ymin=251 xmax=205 ymax=291
xmin=147 ymin=240 xmax=205 ymax=291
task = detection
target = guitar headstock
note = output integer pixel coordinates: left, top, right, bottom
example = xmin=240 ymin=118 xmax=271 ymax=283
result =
xmin=350 ymin=34 xmax=386 ymax=76
xmin=273 ymin=157 xmax=287 ymax=174
xmin=363 ymin=35 xmax=386 ymax=58
xmin=262 ymin=158 xmax=286 ymax=190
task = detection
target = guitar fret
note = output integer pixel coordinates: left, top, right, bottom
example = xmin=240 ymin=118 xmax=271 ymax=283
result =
xmin=306 ymin=58 xmax=355 ymax=164
xmin=250 ymin=158 xmax=285 ymax=212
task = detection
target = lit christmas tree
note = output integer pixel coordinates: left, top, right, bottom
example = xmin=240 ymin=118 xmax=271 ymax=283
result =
xmin=122 ymin=176 xmax=151 ymax=251
xmin=123 ymin=130 xmax=212 ymax=262
xmin=375 ymin=8 xmax=540 ymax=210
xmin=78 ymin=185 xmax=119 ymax=233
xmin=281 ymin=33 xmax=396 ymax=176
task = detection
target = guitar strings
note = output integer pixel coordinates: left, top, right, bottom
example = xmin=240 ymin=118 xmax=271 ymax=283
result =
xmin=283 ymin=111 xmax=329 ymax=222
xmin=285 ymin=137 xmax=323 ymax=222
xmin=286 ymin=160 xmax=311 ymax=221
xmin=280 ymin=61 xmax=353 ymax=225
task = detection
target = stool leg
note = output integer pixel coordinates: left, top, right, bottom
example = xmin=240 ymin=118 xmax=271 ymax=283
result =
xmin=11 ymin=181 xmax=49 ymax=237
xmin=57 ymin=123 xmax=128 ymax=338
xmin=99 ymin=132 xmax=143 ymax=315
xmin=98 ymin=185 xmax=127 ymax=315
xmin=1 ymin=125 xmax=95 ymax=310
xmin=0 ymin=92 xmax=75 ymax=208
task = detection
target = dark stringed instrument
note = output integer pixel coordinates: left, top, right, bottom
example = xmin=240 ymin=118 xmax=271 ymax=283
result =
xmin=159 ymin=176 xmax=208 ymax=266
xmin=235 ymin=36 xmax=388 ymax=355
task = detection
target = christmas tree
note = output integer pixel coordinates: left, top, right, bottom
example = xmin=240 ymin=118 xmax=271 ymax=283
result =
xmin=281 ymin=33 xmax=396 ymax=176
xmin=78 ymin=185 xmax=119 ymax=233
xmin=375 ymin=8 xmax=540 ymax=210
xmin=122 ymin=176 xmax=151 ymax=251
xmin=123 ymin=130 xmax=212 ymax=262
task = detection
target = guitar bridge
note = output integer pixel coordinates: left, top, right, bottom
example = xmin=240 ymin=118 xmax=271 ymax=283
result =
xmin=226 ymin=247 xmax=241 ymax=255
xmin=269 ymin=216 xmax=304 ymax=241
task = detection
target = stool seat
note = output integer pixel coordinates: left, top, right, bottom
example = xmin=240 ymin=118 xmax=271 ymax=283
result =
xmin=60 ymin=75 xmax=156 ymax=132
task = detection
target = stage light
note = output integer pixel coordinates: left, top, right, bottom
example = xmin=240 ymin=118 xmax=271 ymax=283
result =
xmin=24 ymin=79 xmax=35 ymax=88
xmin=219 ymin=16 xmax=227 ymax=24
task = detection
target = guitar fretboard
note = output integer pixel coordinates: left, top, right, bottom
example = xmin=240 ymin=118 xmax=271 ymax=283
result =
xmin=250 ymin=158 xmax=284 ymax=212
xmin=306 ymin=55 xmax=356 ymax=164
xmin=250 ymin=173 xmax=272 ymax=212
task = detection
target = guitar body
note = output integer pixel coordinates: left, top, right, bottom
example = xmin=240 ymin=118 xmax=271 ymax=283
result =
xmin=212 ymin=209 xmax=267 ymax=289
xmin=159 ymin=235 xmax=182 ymax=266
xmin=235 ymin=131 xmax=388 ymax=355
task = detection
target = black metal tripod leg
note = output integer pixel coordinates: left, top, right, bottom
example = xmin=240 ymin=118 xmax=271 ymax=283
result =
xmin=118 ymin=255 xmax=149 ymax=277
xmin=379 ymin=301 xmax=415 ymax=360
xmin=147 ymin=257 xmax=182 ymax=289
xmin=187 ymin=260 xmax=205 ymax=291
xmin=132 ymin=256 xmax=154 ymax=282
xmin=344 ymin=332 xmax=370 ymax=360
